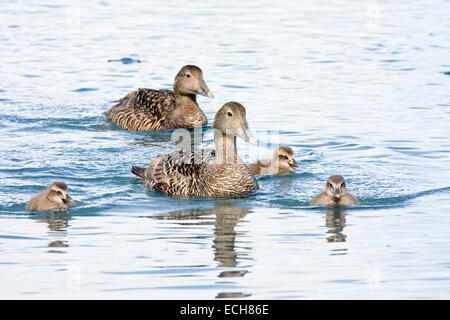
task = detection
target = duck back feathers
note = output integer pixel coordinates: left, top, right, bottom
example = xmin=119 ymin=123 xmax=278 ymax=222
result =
xmin=106 ymin=89 xmax=177 ymax=131
xmin=133 ymin=150 xmax=257 ymax=198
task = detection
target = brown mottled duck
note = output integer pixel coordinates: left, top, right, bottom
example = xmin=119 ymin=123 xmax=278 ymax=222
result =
xmin=106 ymin=65 xmax=214 ymax=131
xmin=131 ymin=102 xmax=259 ymax=198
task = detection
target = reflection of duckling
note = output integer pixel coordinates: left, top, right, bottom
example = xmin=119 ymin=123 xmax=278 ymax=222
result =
xmin=26 ymin=182 xmax=75 ymax=211
xmin=310 ymin=175 xmax=359 ymax=206
xmin=106 ymin=65 xmax=214 ymax=131
xmin=325 ymin=209 xmax=347 ymax=243
xmin=248 ymin=146 xmax=299 ymax=176
xmin=132 ymin=102 xmax=258 ymax=198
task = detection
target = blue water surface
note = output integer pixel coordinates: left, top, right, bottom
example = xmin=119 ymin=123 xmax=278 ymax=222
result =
xmin=0 ymin=0 xmax=450 ymax=299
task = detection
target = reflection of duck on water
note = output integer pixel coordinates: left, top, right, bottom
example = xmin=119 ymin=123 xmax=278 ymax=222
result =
xmin=212 ymin=206 xmax=250 ymax=268
xmin=325 ymin=208 xmax=347 ymax=243
xmin=32 ymin=211 xmax=69 ymax=231
xmin=153 ymin=204 xmax=253 ymax=298
xmin=31 ymin=211 xmax=70 ymax=252
xmin=153 ymin=205 xmax=251 ymax=268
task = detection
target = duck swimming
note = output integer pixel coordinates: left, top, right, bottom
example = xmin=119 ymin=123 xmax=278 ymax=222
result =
xmin=310 ymin=175 xmax=359 ymax=206
xmin=26 ymin=182 xmax=75 ymax=211
xmin=131 ymin=102 xmax=259 ymax=198
xmin=106 ymin=65 xmax=214 ymax=131
xmin=248 ymin=146 xmax=299 ymax=176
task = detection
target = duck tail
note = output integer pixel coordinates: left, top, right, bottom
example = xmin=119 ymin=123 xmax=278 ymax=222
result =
xmin=131 ymin=166 xmax=146 ymax=180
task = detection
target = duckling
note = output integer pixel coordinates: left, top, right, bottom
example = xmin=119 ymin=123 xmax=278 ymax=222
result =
xmin=26 ymin=182 xmax=75 ymax=211
xmin=131 ymin=102 xmax=258 ymax=198
xmin=310 ymin=175 xmax=359 ymax=206
xmin=248 ymin=146 xmax=299 ymax=176
xmin=106 ymin=65 xmax=214 ymax=131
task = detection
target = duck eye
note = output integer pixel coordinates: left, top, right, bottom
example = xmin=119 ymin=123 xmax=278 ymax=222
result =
xmin=341 ymin=183 xmax=345 ymax=187
xmin=327 ymin=183 xmax=332 ymax=188
xmin=227 ymin=112 xmax=232 ymax=117
xmin=186 ymin=74 xmax=191 ymax=78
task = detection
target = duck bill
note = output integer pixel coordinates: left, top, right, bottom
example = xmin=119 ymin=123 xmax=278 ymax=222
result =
xmin=198 ymin=80 xmax=214 ymax=98
xmin=237 ymin=123 xmax=257 ymax=145
xmin=289 ymin=159 xmax=300 ymax=168
xmin=63 ymin=195 xmax=75 ymax=208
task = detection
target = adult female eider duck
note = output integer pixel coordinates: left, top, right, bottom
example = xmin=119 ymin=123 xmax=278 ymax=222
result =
xmin=106 ymin=65 xmax=214 ymax=131
xmin=131 ymin=102 xmax=259 ymax=198
xmin=248 ymin=146 xmax=299 ymax=176
xmin=310 ymin=175 xmax=359 ymax=206
xmin=26 ymin=182 xmax=75 ymax=211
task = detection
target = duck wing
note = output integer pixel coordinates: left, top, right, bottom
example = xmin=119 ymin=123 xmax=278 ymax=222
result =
xmin=143 ymin=149 xmax=216 ymax=196
xmin=106 ymin=89 xmax=175 ymax=131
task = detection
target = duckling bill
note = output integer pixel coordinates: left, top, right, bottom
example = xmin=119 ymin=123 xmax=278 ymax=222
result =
xmin=248 ymin=146 xmax=299 ymax=176
xmin=131 ymin=102 xmax=258 ymax=198
xmin=310 ymin=175 xmax=359 ymax=206
xmin=26 ymin=182 xmax=75 ymax=211
xmin=106 ymin=65 xmax=214 ymax=131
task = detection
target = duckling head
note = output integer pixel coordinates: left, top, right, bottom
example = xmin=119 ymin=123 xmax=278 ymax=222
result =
xmin=325 ymin=175 xmax=347 ymax=199
xmin=274 ymin=146 xmax=299 ymax=172
xmin=48 ymin=182 xmax=75 ymax=207
xmin=214 ymin=102 xmax=257 ymax=145
xmin=173 ymin=65 xmax=214 ymax=98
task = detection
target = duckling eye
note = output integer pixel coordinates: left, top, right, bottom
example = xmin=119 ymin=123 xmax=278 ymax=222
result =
xmin=186 ymin=73 xmax=191 ymax=78
xmin=227 ymin=112 xmax=233 ymax=117
xmin=341 ymin=182 xmax=345 ymax=187
xmin=327 ymin=183 xmax=333 ymax=188
xmin=57 ymin=191 xmax=62 ymax=195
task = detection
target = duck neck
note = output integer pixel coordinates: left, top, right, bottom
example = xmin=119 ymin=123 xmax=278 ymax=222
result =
xmin=169 ymin=92 xmax=206 ymax=128
xmin=175 ymin=93 xmax=197 ymax=106
xmin=214 ymin=130 xmax=240 ymax=164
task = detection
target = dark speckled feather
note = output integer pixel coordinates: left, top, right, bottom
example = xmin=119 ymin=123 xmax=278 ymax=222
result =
xmin=106 ymin=89 xmax=175 ymax=131
xmin=136 ymin=149 xmax=257 ymax=198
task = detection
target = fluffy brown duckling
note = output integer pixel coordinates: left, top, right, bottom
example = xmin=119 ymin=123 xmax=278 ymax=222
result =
xmin=131 ymin=102 xmax=258 ymax=198
xmin=106 ymin=65 xmax=214 ymax=131
xmin=310 ymin=175 xmax=359 ymax=206
xmin=26 ymin=182 xmax=75 ymax=211
xmin=248 ymin=146 xmax=299 ymax=176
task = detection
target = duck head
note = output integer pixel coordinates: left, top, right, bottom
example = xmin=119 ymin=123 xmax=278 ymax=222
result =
xmin=213 ymin=102 xmax=256 ymax=145
xmin=325 ymin=175 xmax=347 ymax=200
xmin=173 ymin=65 xmax=214 ymax=98
xmin=274 ymin=146 xmax=299 ymax=172
xmin=48 ymin=182 xmax=75 ymax=208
